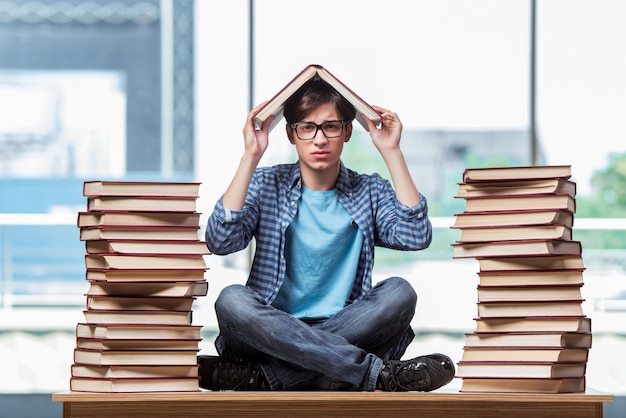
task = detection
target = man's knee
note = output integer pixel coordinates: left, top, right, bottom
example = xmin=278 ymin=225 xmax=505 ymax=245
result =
xmin=215 ymin=284 xmax=249 ymax=318
xmin=379 ymin=276 xmax=417 ymax=307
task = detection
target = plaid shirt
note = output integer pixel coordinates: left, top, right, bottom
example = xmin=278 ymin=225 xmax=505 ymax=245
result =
xmin=205 ymin=162 xmax=432 ymax=305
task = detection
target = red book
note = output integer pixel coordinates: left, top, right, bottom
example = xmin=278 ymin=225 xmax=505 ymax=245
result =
xmin=83 ymin=181 xmax=200 ymax=198
xmin=254 ymin=64 xmax=380 ymax=132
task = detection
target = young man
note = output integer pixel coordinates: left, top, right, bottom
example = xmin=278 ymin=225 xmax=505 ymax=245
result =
xmin=199 ymin=78 xmax=454 ymax=392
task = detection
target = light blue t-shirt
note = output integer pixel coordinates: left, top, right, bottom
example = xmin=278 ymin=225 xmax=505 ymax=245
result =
xmin=272 ymin=186 xmax=364 ymax=321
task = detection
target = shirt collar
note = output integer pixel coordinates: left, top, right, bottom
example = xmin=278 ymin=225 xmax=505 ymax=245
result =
xmin=335 ymin=162 xmax=353 ymax=197
xmin=288 ymin=163 xmax=301 ymax=190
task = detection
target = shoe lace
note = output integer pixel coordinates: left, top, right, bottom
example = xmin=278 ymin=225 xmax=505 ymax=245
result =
xmin=214 ymin=360 xmax=265 ymax=390
xmin=381 ymin=360 xmax=431 ymax=392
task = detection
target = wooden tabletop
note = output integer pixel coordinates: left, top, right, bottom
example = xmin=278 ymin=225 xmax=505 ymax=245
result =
xmin=53 ymin=389 xmax=614 ymax=403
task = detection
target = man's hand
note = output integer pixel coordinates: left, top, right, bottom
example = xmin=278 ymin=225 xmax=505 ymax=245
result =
xmin=364 ymin=105 xmax=403 ymax=155
xmin=243 ymin=102 xmax=275 ymax=161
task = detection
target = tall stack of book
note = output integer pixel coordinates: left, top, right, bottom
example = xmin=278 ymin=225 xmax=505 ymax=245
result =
xmin=69 ymin=181 xmax=209 ymax=393
xmin=451 ymin=165 xmax=591 ymax=393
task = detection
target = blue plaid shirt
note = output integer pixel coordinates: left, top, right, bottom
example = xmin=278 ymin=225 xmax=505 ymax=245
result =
xmin=205 ymin=162 xmax=432 ymax=305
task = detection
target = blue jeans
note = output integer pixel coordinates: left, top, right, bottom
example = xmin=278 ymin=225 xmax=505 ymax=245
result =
xmin=213 ymin=276 xmax=417 ymax=391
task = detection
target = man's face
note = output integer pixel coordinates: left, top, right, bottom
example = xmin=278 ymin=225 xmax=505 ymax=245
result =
xmin=287 ymin=103 xmax=353 ymax=176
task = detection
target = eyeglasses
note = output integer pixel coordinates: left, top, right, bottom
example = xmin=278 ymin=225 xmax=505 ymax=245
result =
xmin=289 ymin=120 xmax=348 ymax=140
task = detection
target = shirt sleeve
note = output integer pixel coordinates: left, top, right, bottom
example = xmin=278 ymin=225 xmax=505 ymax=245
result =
xmin=374 ymin=177 xmax=432 ymax=251
xmin=205 ymin=196 xmax=255 ymax=255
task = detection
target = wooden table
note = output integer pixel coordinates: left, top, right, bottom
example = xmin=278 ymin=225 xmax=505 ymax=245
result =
xmin=53 ymin=389 xmax=614 ymax=418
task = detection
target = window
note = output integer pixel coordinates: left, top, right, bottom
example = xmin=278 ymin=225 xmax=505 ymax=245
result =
xmin=1 ymin=0 xmax=624 ymax=399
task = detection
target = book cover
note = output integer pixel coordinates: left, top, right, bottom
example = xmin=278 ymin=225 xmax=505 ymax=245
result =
xmin=459 ymin=377 xmax=585 ymax=393
xmin=73 ymin=348 xmax=199 ymax=366
xmin=462 ymin=165 xmax=572 ymax=182
xmin=473 ymin=317 xmax=591 ymax=333
xmin=86 ymin=281 xmax=208 ymax=297
xmin=85 ymin=269 xmax=207 ymax=282
xmin=456 ymin=224 xmax=572 ymax=243
xmin=452 ymin=240 xmax=582 ymax=259
xmin=82 ymin=310 xmax=193 ymax=325
xmin=87 ymin=196 xmax=197 ymax=213
xmin=85 ymin=254 xmax=207 ymax=270
xmin=460 ymin=347 xmax=589 ymax=363
xmin=86 ymin=295 xmax=196 ymax=312
xmin=76 ymin=337 xmax=201 ymax=351
xmin=253 ymin=64 xmax=381 ymax=132
xmin=456 ymin=361 xmax=587 ymax=379
xmin=463 ymin=332 xmax=592 ymax=348
xmin=85 ymin=240 xmax=210 ymax=255
xmin=477 ymin=255 xmax=586 ymax=272
xmin=463 ymin=194 xmax=576 ymax=213
xmin=77 ymin=211 xmax=201 ymax=228
xmin=69 ymin=376 xmax=200 ymax=393
xmin=477 ymin=269 xmax=585 ymax=287
xmin=80 ymin=226 xmax=201 ymax=241
xmin=455 ymin=178 xmax=576 ymax=198
xmin=76 ymin=324 xmax=202 ymax=340
xmin=451 ymin=210 xmax=574 ymax=229
xmin=83 ymin=181 xmax=200 ymax=198
xmin=476 ymin=300 xmax=585 ymax=318
xmin=476 ymin=285 xmax=583 ymax=302
xmin=71 ymin=363 xmax=199 ymax=379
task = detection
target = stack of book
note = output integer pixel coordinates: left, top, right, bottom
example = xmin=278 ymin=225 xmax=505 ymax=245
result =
xmin=451 ymin=165 xmax=591 ymax=393
xmin=69 ymin=181 xmax=209 ymax=393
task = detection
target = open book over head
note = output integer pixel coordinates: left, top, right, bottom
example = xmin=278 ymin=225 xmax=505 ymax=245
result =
xmin=254 ymin=64 xmax=381 ymax=132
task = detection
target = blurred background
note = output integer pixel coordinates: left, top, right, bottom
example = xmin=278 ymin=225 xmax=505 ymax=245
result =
xmin=0 ymin=0 xmax=625 ymax=416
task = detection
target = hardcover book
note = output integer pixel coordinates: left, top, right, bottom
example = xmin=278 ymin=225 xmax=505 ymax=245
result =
xmin=463 ymin=332 xmax=592 ymax=348
xmin=477 ymin=255 xmax=585 ymax=272
xmin=456 ymin=224 xmax=572 ymax=243
xmin=476 ymin=285 xmax=583 ymax=302
xmin=477 ymin=269 xmax=584 ymax=287
xmin=85 ymin=295 xmax=196 ymax=312
xmin=76 ymin=338 xmax=201 ymax=351
xmin=71 ymin=364 xmax=199 ymax=379
xmin=456 ymin=361 xmax=587 ymax=379
xmin=83 ymin=181 xmax=201 ymax=198
xmin=86 ymin=281 xmax=208 ymax=297
xmin=460 ymin=347 xmax=589 ymax=363
xmin=462 ymin=194 xmax=576 ymax=213
xmin=73 ymin=348 xmax=199 ymax=366
xmin=476 ymin=300 xmax=585 ymax=318
xmin=77 ymin=211 xmax=201 ymax=228
xmin=85 ymin=269 xmax=207 ymax=282
xmin=82 ymin=310 xmax=193 ymax=325
xmin=80 ymin=226 xmax=201 ymax=241
xmin=85 ymin=254 xmax=207 ymax=270
xmin=87 ymin=196 xmax=197 ymax=213
xmin=254 ymin=64 xmax=381 ymax=132
xmin=459 ymin=377 xmax=585 ymax=393
xmin=472 ymin=317 xmax=591 ymax=333
xmin=451 ymin=210 xmax=574 ymax=229
xmin=452 ymin=239 xmax=582 ymax=259
xmin=455 ymin=178 xmax=576 ymax=198
xmin=69 ymin=376 xmax=200 ymax=393
xmin=76 ymin=324 xmax=202 ymax=340
xmin=85 ymin=239 xmax=210 ymax=255
xmin=462 ymin=165 xmax=572 ymax=182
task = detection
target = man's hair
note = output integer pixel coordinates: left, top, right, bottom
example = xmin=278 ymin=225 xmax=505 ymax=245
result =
xmin=283 ymin=79 xmax=356 ymax=124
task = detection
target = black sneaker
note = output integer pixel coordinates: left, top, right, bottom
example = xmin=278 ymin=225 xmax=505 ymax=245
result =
xmin=376 ymin=353 xmax=455 ymax=392
xmin=198 ymin=355 xmax=269 ymax=391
